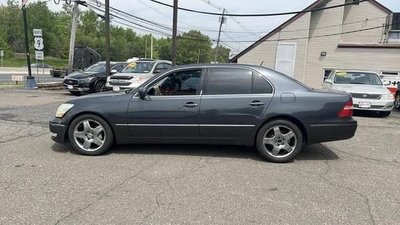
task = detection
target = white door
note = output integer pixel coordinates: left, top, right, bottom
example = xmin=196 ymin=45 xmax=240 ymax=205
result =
xmin=275 ymin=43 xmax=296 ymax=77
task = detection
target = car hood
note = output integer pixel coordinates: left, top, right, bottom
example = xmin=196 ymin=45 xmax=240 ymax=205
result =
xmin=65 ymin=71 xmax=101 ymax=79
xmin=109 ymin=72 xmax=150 ymax=79
xmin=331 ymin=84 xmax=390 ymax=94
xmin=67 ymin=91 xmax=128 ymax=103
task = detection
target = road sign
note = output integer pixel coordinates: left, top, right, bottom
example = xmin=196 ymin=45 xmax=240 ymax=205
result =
xmin=33 ymin=29 xmax=44 ymax=60
xmin=33 ymin=29 xmax=42 ymax=37
xmin=12 ymin=75 xmax=24 ymax=82
xmin=35 ymin=51 xmax=44 ymax=60
xmin=34 ymin=37 xmax=44 ymax=50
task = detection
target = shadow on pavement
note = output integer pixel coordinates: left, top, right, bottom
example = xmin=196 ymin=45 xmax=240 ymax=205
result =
xmin=296 ymin=144 xmax=339 ymax=161
xmin=51 ymin=143 xmax=339 ymax=162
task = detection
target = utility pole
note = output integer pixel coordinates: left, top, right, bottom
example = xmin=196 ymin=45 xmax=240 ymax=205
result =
xmin=214 ymin=8 xmax=225 ymax=63
xmin=171 ymin=0 xmax=178 ymax=66
xmin=150 ymin=34 xmax=153 ymax=59
xmin=22 ymin=3 xmax=36 ymax=89
xmin=105 ymin=0 xmax=111 ymax=76
xmin=68 ymin=2 xmax=79 ymax=74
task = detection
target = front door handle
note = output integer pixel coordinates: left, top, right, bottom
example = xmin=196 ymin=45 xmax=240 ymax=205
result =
xmin=249 ymin=100 xmax=264 ymax=106
xmin=183 ymin=102 xmax=198 ymax=108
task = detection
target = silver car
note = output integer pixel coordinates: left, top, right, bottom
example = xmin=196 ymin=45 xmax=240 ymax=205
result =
xmin=106 ymin=59 xmax=172 ymax=91
xmin=323 ymin=70 xmax=394 ymax=116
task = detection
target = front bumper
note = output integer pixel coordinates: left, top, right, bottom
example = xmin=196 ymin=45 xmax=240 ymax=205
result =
xmin=49 ymin=119 xmax=68 ymax=144
xmin=352 ymin=98 xmax=394 ymax=112
xmin=63 ymin=83 xmax=91 ymax=92
xmin=307 ymin=120 xmax=357 ymax=144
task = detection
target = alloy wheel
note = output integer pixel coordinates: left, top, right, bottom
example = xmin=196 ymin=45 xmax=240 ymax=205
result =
xmin=73 ymin=119 xmax=106 ymax=152
xmin=262 ymin=125 xmax=297 ymax=158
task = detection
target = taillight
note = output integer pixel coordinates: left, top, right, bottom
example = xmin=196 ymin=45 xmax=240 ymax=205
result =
xmin=338 ymin=100 xmax=353 ymax=118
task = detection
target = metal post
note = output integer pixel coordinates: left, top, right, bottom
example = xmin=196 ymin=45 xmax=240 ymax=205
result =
xmin=22 ymin=5 xmax=36 ymax=89
xmin=214 ymin=8 xmax=225 ymax=63
xmin=68 ymin=2 xmax=79 ymax=74
xmin=171 ymin=0 xmax=178 ymax=66
xmin=150 ymin=34 xmax=153 ymax=59
xmin=105 ymin=0 xmax=111 ymax=76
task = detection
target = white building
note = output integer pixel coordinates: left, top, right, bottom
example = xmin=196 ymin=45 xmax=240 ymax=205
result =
xmin=231 ymin=0 xmax=400 ymax=88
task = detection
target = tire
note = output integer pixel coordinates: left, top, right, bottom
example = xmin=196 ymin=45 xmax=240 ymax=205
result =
xmin=256 ymin=120 xmax=304 ymax=163
xmin=395 ymin=93 xmax=400 ymax=110
xmin=94 ymin=80 xmax=105 ymax=93
xmin=68 ymin=114 xmax=114 ymax=155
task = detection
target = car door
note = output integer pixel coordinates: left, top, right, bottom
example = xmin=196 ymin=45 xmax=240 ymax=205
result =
xmin=127 ymin=68 xmax=204 ymax=142
xmin=199 ymin=67 xmax=274 ymax=143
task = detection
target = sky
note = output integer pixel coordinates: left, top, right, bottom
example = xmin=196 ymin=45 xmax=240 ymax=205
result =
xmin=1 ymin=0 xmax=399 ymax=56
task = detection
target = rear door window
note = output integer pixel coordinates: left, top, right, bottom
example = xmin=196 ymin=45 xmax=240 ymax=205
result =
xmin=204 ymin=68 xmax=252 ymax=95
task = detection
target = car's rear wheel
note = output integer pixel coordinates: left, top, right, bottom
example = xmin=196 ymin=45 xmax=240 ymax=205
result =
xmin=94 ymin=81 xmax=105 ymax=93
xmin=395 ymin=93 xmax=400 ymax=110
xmin=68 ymin=114 xmax=114 ymax=155
xmin=256 ymin=120 xmax=303 ymax=163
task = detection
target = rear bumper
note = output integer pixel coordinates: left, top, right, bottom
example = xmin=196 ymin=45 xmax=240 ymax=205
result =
xmin=306 ymin=120 xmax=357 ymax=144
xmin=49 ymin=119 xmax=68 ymax=144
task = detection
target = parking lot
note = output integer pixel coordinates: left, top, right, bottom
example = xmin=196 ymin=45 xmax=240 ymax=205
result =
xmin=0 ymin=88 xmax=399 ymax=225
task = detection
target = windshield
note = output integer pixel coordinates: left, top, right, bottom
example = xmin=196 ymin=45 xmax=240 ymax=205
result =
xmin=334 ymin=72 xmax=382 ymax=85
xmin=121 ymin=61 xmax=154 ymax=73
xmin=85 ymin=63 xmax=106 ymax=73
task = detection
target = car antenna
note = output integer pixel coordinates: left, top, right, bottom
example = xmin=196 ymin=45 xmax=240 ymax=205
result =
xmin=260 ymin=61 xmax=264 ymax=66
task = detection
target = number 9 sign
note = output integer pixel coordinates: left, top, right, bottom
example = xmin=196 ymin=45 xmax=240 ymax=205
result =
xmin=34 ymin=37 xmax=44 ymax=51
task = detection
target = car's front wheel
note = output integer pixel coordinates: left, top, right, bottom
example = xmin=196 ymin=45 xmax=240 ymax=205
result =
xmin=395 ymin=93 xmax=400 ymax=110
xmin=68 ymin=114 xmax=114 ymax=155
xmin=256 ymin=120 xmax=303 ymax=163
xmin=94 ymin=81 xmax=105 ymax=93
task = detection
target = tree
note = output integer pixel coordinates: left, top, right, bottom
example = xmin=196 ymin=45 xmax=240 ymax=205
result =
xmin=212 ymin=45 xmax=231 ymax=63
xmin=177 ymin=30 xmax=212 ymax=64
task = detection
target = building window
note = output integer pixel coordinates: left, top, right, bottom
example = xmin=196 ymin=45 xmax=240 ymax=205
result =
xmin=345 ymin=0 xmax=360 ymax=5
xmin=388 ymin=31 xmax=400 ymax=42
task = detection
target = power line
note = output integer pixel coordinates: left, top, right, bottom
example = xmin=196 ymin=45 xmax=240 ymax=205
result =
xmin=85 ymin=3 xmax=172 ymax=36
xmin=177 ymin=24 xmax=387 ymax=43
xmin=148 ymin=0 xmax=368 ymax=17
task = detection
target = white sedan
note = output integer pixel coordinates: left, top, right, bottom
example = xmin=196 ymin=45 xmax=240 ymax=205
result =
xmin=323 ymin=70 xmax=394 ymax=117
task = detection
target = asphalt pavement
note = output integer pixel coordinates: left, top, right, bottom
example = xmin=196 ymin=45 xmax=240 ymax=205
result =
xmin=0 ymin=89 xmax=399 ymax=225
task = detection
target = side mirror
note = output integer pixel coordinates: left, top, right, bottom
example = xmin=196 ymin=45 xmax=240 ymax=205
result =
xmin=111 ymin=69 xmax=118 ymax=74
xmin=324 ymin=79 xmax=333 ymax=84
xmin=138 ymin=87 xmax=147 ymax=100
xmin=153 ymin=69 xmax=161 ymax=74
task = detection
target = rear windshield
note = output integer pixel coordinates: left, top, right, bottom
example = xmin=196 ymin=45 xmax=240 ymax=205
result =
xmin=334 ymin=72 xmax=382 ymax=85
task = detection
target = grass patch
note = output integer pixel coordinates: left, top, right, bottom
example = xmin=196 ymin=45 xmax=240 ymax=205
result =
xmin=2 ymin=57 xmax=68 ymax=68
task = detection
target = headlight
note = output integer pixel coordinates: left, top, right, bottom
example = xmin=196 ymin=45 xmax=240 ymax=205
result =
xmin=56 ymin=103 xmax=74 ymax=118
xmin=381 ymin=94 xmax=394 ymax=100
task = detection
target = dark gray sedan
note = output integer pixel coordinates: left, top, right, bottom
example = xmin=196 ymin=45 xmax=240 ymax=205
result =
xmin=49 ymin=64 xmax=357 ymax=163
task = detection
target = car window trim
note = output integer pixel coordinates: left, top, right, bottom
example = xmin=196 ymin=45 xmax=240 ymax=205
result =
xmin=133 ymin=67 xmax=205 ymax=98
xmin=203 ymin=66 xmax=275 ymax=95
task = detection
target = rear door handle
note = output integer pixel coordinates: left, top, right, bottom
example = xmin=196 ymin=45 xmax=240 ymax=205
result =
xmin=183 ymin=102 xmax=198 ymax=108
xmin=249 ymin=100 xmax=264 ymax=106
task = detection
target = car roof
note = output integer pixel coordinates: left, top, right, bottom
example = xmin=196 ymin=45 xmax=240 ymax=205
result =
xmin=136 ymin=59 xmax=172 ymax=64
xmin=331 ymin=69 xmax=378 ymax=74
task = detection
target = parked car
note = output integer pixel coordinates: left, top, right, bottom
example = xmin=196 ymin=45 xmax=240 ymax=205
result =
xmin=50 ymin=64 xmax=357 ymax=163
xmin=31 ymin=63 xmax=52 ymax=68
xmin=323 ymin=70 xmax=395 ymax=117
xmin=106 ymin=59 xmax=172 ymax=91
xmin=63 ymin=61 xmax=127 ymax=95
